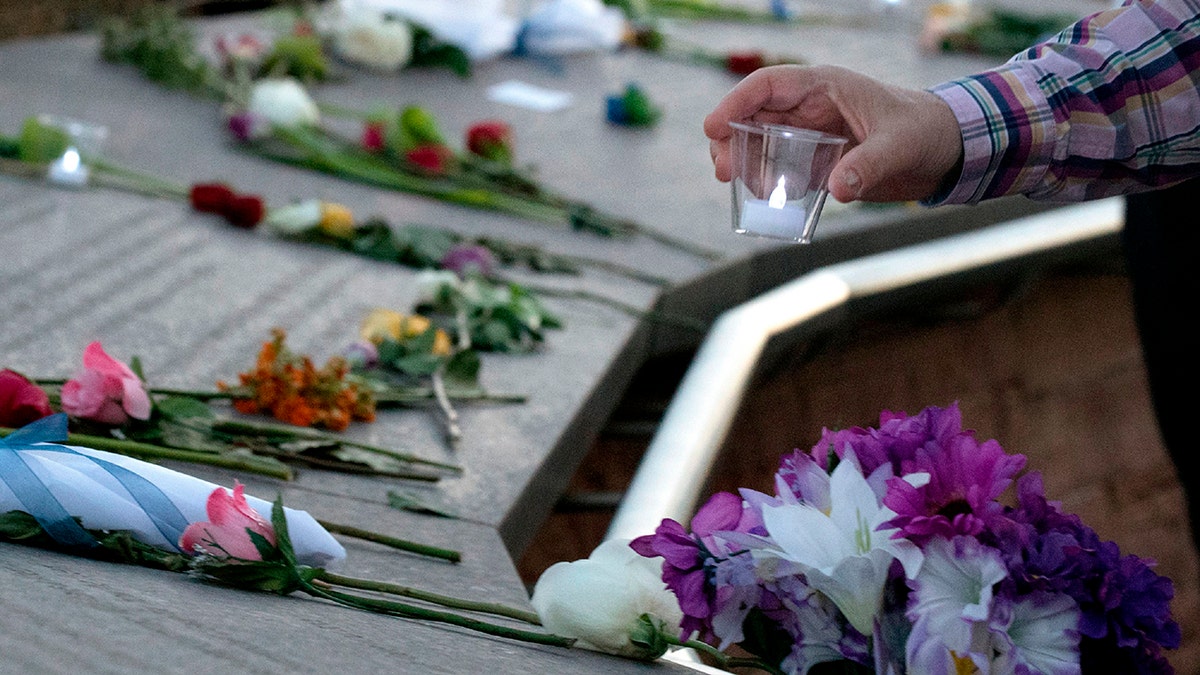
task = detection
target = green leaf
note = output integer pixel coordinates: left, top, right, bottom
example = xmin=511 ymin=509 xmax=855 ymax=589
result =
xmin=258 ymin=34 xmax=330 ymax=83
xmin=0 ymin=510 xmax=52 ymax=542
xmin=443 ymin=350 xmax=480 ymax=388
xmin=18 ymin=116 xmax=69 ymax=163
xmin=386 ymin=490 xmax=459 ymax=518
xmin=395 ymin=224 xmax=458 ymax=266
xmin=391 ymin=353 xmax=444 ymax=377
xmin=0 ymin=134 xmax=20 ymax=158
xmin=397 ymin=106 xmax=445 ymax=150
xmin=155 ymin=395 xmax=216 ymax=422
xmin=408 ymin=24 xmax=472 ymax=78
xmin=628 ymin=614 xmax=671 ymax=660
xmin=350 ymin=219 xmax=404 ymax=262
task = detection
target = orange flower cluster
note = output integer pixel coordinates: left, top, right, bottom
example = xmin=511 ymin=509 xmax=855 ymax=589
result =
xmin=221 ymin=328 xmax=376 ymax=431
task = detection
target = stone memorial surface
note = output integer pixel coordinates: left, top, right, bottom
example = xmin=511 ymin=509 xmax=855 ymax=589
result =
xmin=0 ymin=7 xmax=1096 ymax=672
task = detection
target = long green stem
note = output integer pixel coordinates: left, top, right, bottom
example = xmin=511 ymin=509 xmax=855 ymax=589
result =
xmin=305 ymin=584 xmax=574 ymax=647
xmin=0 ymin=427 xmax=294 ymax=480
xmin=517 ymin=283 xmax=709 ymax=333
xmin=315 ymin=520 xmax=460 ymax=562
xmin=315 ymin=572 xmax=541 ymax=624
xmin=666 ymin=636 xmax=786 ymax=675
xmin=210 ymin=419 xmax=463 ymax=474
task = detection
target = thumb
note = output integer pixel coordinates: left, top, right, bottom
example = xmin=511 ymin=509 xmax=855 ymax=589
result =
xmin=827 ymin=137 xmax=895 ymax=203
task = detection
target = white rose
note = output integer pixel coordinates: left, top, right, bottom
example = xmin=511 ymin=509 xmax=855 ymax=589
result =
xmin=264 ymin=199 xmax=323 ymax=235
xmin=247 ymin=78 xmax=320 ymax=128
xmin=414 ymin=269 xmax=462 ymax=305
xmin=335 ymin=10 xmax=413 ymax=71
xmin=530 ymin=538 xmax=683 ymax=658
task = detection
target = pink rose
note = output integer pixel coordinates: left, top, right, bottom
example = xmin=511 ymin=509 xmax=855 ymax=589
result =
xmin=179 ymin=483 xmax=277 ymax=560
xmin=0 ymin=369 xmax=54 ymax=428
xmin=59 ymin=341 xmax=152 ymax=425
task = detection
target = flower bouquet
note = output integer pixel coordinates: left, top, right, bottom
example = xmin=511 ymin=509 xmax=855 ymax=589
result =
xmin=535 ymin=403 xmax=1181 ymax=674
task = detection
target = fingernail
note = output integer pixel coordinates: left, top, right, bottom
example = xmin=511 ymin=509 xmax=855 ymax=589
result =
xmin=841 ymin=168 xmax=862 ymax=199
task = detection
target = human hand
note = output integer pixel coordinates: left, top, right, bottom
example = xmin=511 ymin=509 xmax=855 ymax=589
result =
xmin=704 ymin=65 xmax=964 ymax=203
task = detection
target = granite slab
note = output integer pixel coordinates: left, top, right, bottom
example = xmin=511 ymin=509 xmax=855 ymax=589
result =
xmin=0 ymin=5 xmax=1102 ymax=672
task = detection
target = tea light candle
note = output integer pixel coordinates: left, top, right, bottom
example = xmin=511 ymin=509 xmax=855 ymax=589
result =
xmin=736 ymin=176 xmax=806 ymax=240
xmin=46 ymin=148 xmax=90 ymax=188
xmin=738 ymin=199 xmax=807 ymax=239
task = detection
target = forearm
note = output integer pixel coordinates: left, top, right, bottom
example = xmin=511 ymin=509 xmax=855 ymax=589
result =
xmin=928 ymin=0 xmax=1200 ymax=205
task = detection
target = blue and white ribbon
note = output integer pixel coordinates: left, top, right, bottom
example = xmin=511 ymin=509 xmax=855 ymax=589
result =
xmin=0 ymin=414 xmax=345 ymax=567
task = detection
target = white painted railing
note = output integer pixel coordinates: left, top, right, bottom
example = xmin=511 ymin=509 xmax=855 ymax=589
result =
xmin=607 ymin=198 xmax=1124 ymax=541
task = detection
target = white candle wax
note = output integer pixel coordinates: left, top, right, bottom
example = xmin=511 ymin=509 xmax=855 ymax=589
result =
xmin=737 ymin=199 xmax=806 ymax=240
xmin=46 ymin=148 xmax=90 ymax=188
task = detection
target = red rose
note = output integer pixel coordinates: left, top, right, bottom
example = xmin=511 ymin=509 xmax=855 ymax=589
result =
xmin=466 ymin=120 xmax=513 ymax=163
xmin=223 ymin=194 xmax=265 ymax=229
xmin=726 ymin=51 xmax=766 ymax=76
xmin=405 ymin=144 xmax=455 ymax=176
xmin=0 ymin=369 xmax=54 ymax=428
xmin=362 ymin=121 xmax=386 ymax=152
xmin=189 ymin=183 xmax=236 ymax=214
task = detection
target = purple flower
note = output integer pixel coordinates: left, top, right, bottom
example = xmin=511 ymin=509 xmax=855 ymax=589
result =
xmin=227 ymin=111 xmax=268 ymax=142
xmin=1001 ymin=473 xmax=1180 ymax=673
xmin=776 ymin=449 xmax=831 ymax=512
xmin=631 ymin=491 xmax=747 ymax=641
xmin=342 ymin=340 xmax=378 ymax=369
xmin=808 ymin=403 xmax=967 ymax=479
xmin=439 ymin=243 xmax=496 ymax=279
xmin=881 ymin=412 xmax=1024 ymax=543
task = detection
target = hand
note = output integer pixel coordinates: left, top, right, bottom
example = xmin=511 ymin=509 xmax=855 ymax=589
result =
xmin=704 ymin=64 xmax=964 ymax=203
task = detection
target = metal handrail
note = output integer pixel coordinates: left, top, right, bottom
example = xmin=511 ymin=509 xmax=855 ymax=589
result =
xmin=606 ymin=197 xmax=1124 ymax=541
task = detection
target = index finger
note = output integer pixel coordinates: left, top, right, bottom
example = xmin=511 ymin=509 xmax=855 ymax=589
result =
xmin=702 ymin=65 xmax=811 ymax=141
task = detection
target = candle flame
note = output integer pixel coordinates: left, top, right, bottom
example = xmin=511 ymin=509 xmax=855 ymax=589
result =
xmin=768 ymin=176 xmax=787 ymax=208
xmin=61 ymin=148 xmax=81 ymax=173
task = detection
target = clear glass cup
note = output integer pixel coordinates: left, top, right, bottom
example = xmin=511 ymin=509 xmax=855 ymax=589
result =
xmin=729 ymin=121 xmax=847 ymax=244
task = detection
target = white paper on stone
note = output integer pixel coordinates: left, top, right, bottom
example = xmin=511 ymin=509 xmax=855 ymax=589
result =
xmin=520 ymin=0 xmax=626 ymax=55
xmin=338 ymin=0 xmax=520 ymax=61
xmin=487 ymin=80 xmax=574 ymax=112
xmin=0 ymin=443 xmax=345 ymax=568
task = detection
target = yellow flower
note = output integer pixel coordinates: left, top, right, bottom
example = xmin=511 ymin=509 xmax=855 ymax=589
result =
xmin=359 ymin=308 xmax=453 ymax=355
xmin=360 ymin=308 xmax=404 ymax=343
xmin=430 ymin=327 xmax=452 ymax=356
xmin=318 ymin=202 xmax=355 ymax=239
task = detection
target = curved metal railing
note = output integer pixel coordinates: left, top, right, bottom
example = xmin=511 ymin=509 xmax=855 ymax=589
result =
xmin=606 ymin=197 xmax=1124 ymax=541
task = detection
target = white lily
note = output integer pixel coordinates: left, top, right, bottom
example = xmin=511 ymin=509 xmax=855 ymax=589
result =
xmin=759 ymin=452 xmax=925 ymax=635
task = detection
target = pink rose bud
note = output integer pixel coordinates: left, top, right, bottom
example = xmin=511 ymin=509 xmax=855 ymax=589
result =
xmin=60 ymin=341 xmax=152 ymax=426
xmin=179 ymin=483 xmax=277 ymax=560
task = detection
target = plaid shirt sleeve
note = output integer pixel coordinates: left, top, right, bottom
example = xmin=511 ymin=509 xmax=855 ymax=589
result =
xmin=927 ymin=0 xmax=1200 ymax=204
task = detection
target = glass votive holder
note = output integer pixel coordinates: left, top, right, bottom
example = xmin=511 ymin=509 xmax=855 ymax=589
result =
xmin=37 ymin=115 xmax=109 ymax=189
xmin=729 ymin=121 xmax=847 ymax=244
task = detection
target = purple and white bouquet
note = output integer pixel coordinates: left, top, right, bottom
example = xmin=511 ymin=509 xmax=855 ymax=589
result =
xmin=631 ymin=403 xmax=1181 ymax=674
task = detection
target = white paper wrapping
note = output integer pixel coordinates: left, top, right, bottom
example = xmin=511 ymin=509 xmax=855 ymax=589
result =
xmin=0 ymin=442 xmax=345 ymax=568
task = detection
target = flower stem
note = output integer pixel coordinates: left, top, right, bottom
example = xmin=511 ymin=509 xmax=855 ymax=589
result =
xmin=315 ymin=520 xmax=461 ymax=563
xmin=314 ymin=572 xmax=540 ymax=624
xmin=515 ymin=282 xmax=709 ymax=333
xmin=429 ymin=370 xmax=461 ymax=449
xmin=0 ymin=427 xmax=294 ymax=481
xmin=667 ymin=636 xmax=786 ymax=675
xmin=304 ymin=584 xmax=574 ymax=648
xmin=209 ymin=418 xmax=463 ymax=474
